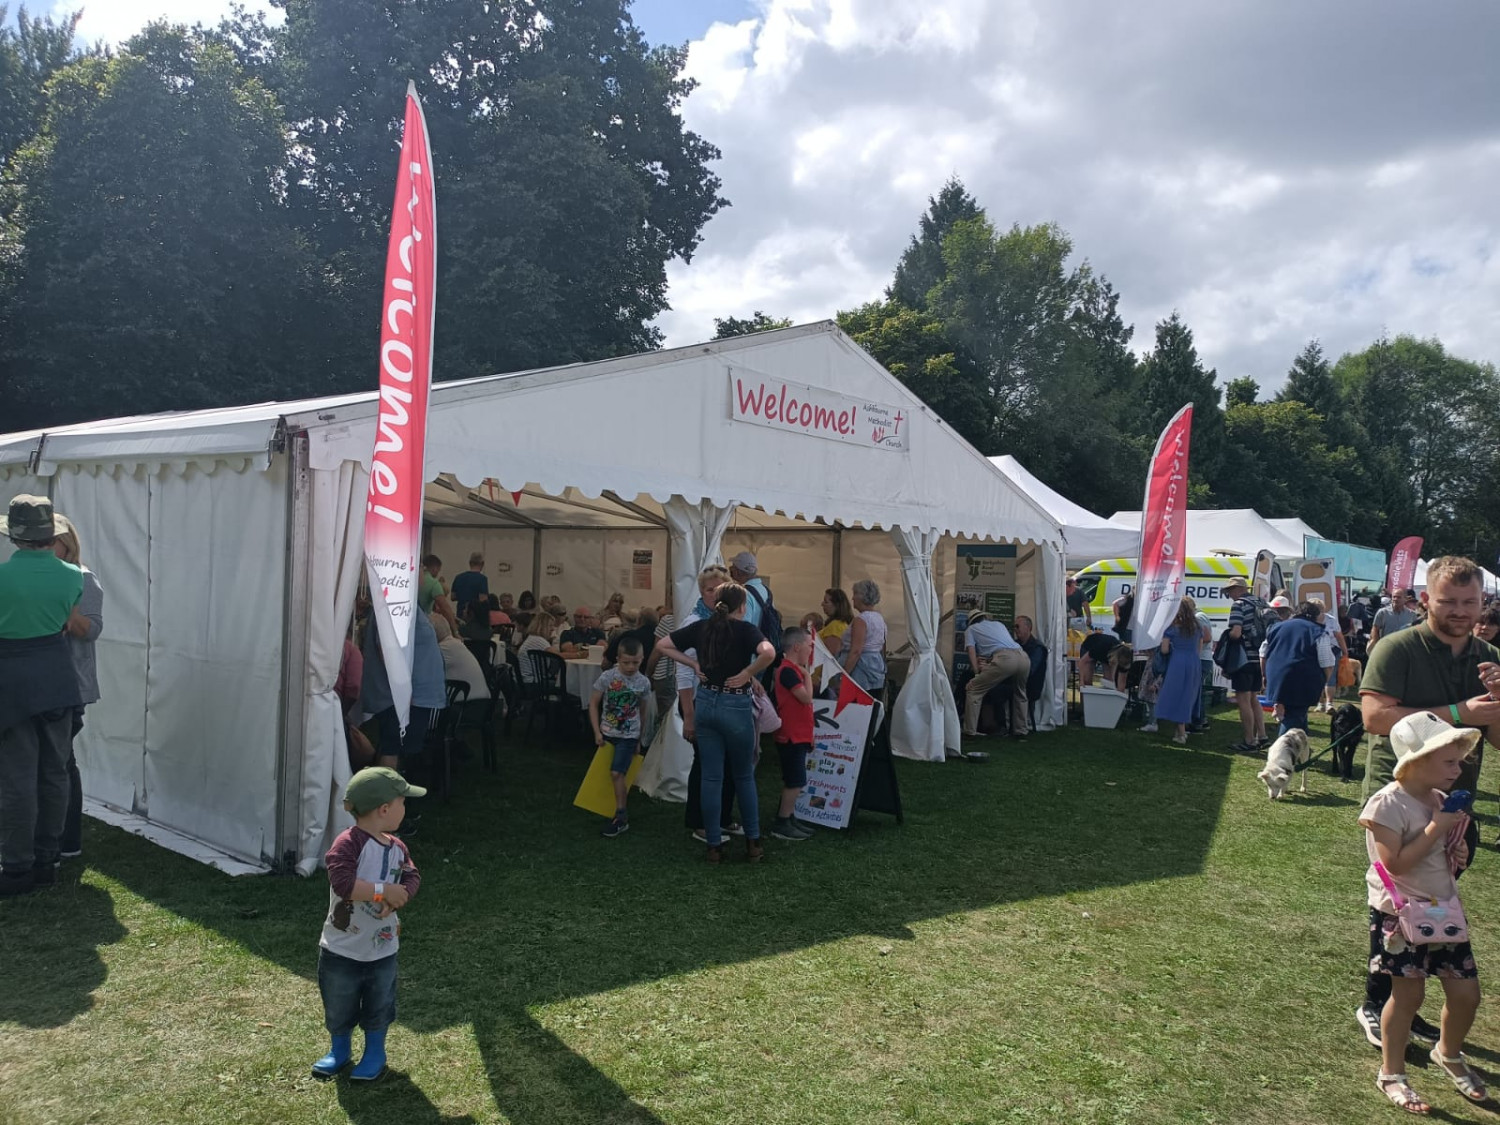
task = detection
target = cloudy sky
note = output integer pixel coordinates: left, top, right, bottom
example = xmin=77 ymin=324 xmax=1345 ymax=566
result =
xmin=54 ymin=0 xmax=1500 ymax=388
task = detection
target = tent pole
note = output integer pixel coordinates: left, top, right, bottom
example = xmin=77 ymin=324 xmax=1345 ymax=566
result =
xmin=832 ymin=525 xmax=843 ymax=590
xmin=274 ymin=432 xmax=313 ymax=873
xmin=532 ymin=529 xmax=542 ymax=598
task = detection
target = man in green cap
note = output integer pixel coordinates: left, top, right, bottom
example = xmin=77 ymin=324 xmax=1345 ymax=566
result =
xmin=0 ymin=495 xmax=86 ymax=896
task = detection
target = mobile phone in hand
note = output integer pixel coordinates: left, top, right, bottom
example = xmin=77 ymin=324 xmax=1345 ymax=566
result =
xmin=1442 ymin=789 xmax=1473 ymax=813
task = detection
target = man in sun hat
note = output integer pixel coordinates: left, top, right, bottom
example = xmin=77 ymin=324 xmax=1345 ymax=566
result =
xmin=1353 ymin=555 xmax=1500 ymax=1050
xmin=0 ymin=495 xmax=86 ymax=897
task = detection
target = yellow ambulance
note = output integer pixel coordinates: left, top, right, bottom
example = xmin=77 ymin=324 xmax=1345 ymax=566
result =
xmin=1072 ymin=554 xmax=1285 ymax=639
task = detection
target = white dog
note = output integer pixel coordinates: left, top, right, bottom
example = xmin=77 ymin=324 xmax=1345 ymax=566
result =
xmin=1257 ymin=729 xmax=1311 ymax=799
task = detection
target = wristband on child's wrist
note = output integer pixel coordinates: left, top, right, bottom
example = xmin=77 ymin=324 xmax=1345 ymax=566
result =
xmin=1451 ymin=703 xmax=1464 ymax=725
xmin=373 ymin=882 xmax=385 ymax=904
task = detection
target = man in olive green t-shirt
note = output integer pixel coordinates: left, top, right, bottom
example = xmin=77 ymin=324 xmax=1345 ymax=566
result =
xmin=0 ymin=495 xmax=86 ymax=897
xmin=1353 ymin=556 xmax=1500 ymax=1050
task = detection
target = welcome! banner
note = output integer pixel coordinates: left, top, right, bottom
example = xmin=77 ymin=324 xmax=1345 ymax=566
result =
xmin=1386 ymin=536 xmax=1423 ymax=593
xmin=1132 ymin=404 xmax=1194 ymax=653
xmin=363 ymin=82 xmax=437 ymax=732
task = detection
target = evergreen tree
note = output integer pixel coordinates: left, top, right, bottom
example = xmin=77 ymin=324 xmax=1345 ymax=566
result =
xmin=1225 ymin=376 xmax=1259 ymax=409
xmin=1138 ymin=313 xmax=1224 ymax=498
xmin=888 ymin=177 xmax=981 ymax=310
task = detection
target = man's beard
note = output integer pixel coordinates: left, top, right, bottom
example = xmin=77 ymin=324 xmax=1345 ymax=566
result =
xmin=1430 ymin=611 xmax=1473 ymax=642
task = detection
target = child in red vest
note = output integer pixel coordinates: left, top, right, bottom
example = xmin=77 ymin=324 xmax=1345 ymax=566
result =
xmin=771 ymin=627 xmax=816 ymax=840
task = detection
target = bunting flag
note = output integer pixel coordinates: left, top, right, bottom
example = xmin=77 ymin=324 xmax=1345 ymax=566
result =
xmin=362 ymin=82 xmax=437 ymax=733
xmin=1386 ymin=536 xmax=1423 ymax=593
xmin=1132 ymin=404 xmax=1194 ymax=653
xmin=811 ymin=634 xmax=874 ymax=713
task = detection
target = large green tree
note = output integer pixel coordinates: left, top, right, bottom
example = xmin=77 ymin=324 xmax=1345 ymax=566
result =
xmin=888 ymin=177 xmax=980 ymax=310
xmin=227 ymin=0 xmax=727 ymax=380
xmin=836 ymin=300 xmax=994 ymax=452
xmin=0 ymin=4 xmax=81 ymax=168
xmin=1216 ymin=400 xmax=1357 ymax=536
xmin=713 ymin=311 xmax=792 ymax=339
xmin=1137 ymin=312 xmax=1223 ymax=502
xmin=2 ymin=25 xmax=338 ymax=427
xmin=1334 ymin=335 xmax=1500 ymax=551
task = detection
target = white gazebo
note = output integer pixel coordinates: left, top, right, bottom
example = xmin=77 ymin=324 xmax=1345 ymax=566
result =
xmin=0 ymin=323 xmax=1066 ymax=873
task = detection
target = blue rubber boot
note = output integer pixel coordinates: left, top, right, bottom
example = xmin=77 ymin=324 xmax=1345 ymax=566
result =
xmin=350 ymin=1028 xmax=388 ymax=1082
xmin=310 ymin=1033 xmax=352 ymax=1079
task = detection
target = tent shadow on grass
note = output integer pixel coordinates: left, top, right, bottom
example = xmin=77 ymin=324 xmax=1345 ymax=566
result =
xmin=31 ymin=726 xmax=1233 ymax=1124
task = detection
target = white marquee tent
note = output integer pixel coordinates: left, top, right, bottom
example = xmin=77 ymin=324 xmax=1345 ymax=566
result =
xmin=0 ymin=323 xmax=1066 ymax=874
xmin=1108 ymin=507 xmax=1305 ymax=559
xmin=989 ymin=455 xmax=1139 ymax=567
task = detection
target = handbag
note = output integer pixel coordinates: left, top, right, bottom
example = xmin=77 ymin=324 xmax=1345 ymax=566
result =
xmin=1212 ymin=631 xmax=1247 ymax=675
xmin=752 ymin=687 xmax=782 ymax=735
xmin=1337 ymin=655 xmax=1356 ymax=688
xmin=1373 ymin=861 xmax=1469 ymax=946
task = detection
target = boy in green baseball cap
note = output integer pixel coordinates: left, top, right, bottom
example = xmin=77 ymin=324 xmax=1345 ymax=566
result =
xmin=311 ymin=767 xmax=425 ymax=1081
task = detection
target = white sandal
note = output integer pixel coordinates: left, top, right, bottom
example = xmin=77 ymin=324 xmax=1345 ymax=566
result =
xmin=1377 ymin=1072 xmax=1429 ymax=1114
xmin=1429 ymin=1047 xmax=1487 ymax=1102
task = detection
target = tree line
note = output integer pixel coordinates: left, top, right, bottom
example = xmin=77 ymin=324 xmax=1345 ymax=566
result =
xmin=4 ymin=6 xmax=1494 ymax=565
xmin=0 ymin=1 xmax=725 ymax=429
xmin=721 ymin=180 xmax=1500 ymax=563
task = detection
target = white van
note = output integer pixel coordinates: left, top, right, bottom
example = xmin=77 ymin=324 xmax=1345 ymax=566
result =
xmin=1073 ymin=555 xmax=1285 ymax=639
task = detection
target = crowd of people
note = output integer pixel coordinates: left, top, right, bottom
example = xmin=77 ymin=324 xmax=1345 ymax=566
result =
xmin=346 ymin=549 xmax=895 ymax=856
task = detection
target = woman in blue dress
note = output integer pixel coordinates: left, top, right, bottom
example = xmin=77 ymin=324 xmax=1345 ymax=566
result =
xmin=1153 ymin=597 xmax=1204 ymax=745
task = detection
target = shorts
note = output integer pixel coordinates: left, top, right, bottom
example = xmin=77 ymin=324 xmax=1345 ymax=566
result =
xmin=1230 ymin=665 xmax=1262 ymax=694
xmin=1368 ymin=908 xmax=1478 ymax=980
xmin=608 ymin=737 xmax=639 ymax=774
xmin=374 ymin=706 xmax=437 ymax=757
xmin=776 ymin=741 xmax=811 ymax=789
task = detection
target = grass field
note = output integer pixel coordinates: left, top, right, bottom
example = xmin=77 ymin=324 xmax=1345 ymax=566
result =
xmin=5 ymin=705 xmax=1500 ymax=1124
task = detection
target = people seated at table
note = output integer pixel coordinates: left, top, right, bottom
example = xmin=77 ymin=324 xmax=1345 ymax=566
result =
xmin=1077 ymin=628 xmax=1129 ymax=691
xmin=488 ymin=593 xmax=513 ymax=628
xmin=459 ymin=598 xmax=495 ymax=644
xmin=432 ymin=614 xmax=491 ymax=701
xmin=517 ymin=612 xmax=561 ymax=683
xmin=449 ymin=552 xmax=488 ymax=616
xmin=559 ymin=606 xmax=606 ymax=652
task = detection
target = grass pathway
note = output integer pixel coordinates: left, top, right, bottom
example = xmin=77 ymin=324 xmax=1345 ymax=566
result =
xmin=5 ymin=708 xmax=1500 ymax=1124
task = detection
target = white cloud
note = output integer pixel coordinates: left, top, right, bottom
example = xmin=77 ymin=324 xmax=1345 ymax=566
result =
xmin=50 ymin=0 xmax=276 ymax=49
xmin=660 ymin=0 xmax=1500 ymax=389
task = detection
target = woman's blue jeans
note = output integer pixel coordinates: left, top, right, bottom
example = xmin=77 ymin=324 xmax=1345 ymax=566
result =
xmin=1278 ymin=704 xmax=1310 ymax=737
xmin=694 ymin=687 xmax=759 ymax=846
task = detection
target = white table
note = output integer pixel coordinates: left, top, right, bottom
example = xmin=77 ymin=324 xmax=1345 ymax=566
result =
xmin=564 ymin=656 xmax=603 ymax=707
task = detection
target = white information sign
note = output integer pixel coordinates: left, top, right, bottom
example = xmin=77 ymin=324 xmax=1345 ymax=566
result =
xmin=728 ymin=369 xmax=909 ymax=452
xmin=794 ymin=697 xmax=878 ymax=830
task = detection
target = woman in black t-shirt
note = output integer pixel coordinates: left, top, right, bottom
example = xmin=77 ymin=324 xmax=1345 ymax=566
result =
xmin=656 ymin=583 xmax=775 ymax=862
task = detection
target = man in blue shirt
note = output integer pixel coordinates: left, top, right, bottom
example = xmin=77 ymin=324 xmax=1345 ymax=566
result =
xmin=962 ymin=611 xmax=1031 ymax=740
xmin=448 ymin=552 xmax=488 ymax=616
xmin=730 ymin=552 xmax=769 ymax=628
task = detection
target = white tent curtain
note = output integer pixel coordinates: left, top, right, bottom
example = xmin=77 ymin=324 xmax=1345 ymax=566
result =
xmin=1037 ymin=538 xmax=1068 ymax=729
xmin=638 ymin=496 xmax=737 ymax=801
xmin=889 ymin=528 xmax=961 ymax=761
xmin=296 ymin=461 xmax=369 ymax=875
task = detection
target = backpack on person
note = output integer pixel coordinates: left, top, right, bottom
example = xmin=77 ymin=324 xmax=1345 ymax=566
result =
xmin=1235 ymin=594 xmax=1273 ymax=647
xmin=745 ymin=582 xmax=783 ymax=657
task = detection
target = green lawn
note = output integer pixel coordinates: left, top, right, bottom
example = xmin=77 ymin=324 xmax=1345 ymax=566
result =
xmin=5 ymin=707 xmax=1500 ymax=1125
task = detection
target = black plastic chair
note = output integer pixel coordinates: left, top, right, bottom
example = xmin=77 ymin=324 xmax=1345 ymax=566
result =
xmin=526 ymin=650 xmax=578 ymax=739
xmin=455 ymin=680 xmax=501 ymax=772
xmin=417 ymin=680 xmax=469 ymax=801
xmin=463 ymin=638 xmax=493 ymax=670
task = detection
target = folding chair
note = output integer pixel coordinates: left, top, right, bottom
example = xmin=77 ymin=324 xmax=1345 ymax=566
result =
xmin=419 ymin=680 xmax=469 ymax=801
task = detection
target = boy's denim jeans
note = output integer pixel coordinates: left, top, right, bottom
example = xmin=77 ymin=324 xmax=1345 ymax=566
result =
xmin=694 ymin=688 xmax=759 ymax=846
xmin=319 ymin=948 xmax=398 ymax=1034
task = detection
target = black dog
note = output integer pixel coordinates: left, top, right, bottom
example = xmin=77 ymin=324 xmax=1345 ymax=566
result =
xmin=1328 ymin=703 xmax=1362 ymax=782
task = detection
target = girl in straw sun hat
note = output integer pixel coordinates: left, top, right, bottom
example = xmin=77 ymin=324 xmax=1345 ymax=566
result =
xmin=1360 ymin=711 xmax=1486 ymax=1114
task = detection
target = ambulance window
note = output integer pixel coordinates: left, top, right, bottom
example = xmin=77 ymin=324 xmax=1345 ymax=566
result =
xmin=1076 ymin=575 xmax=1100 ymax=600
